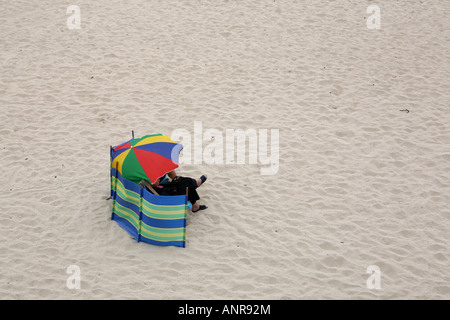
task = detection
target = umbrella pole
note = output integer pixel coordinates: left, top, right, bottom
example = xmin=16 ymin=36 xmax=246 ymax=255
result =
xmin=111 ymin=161 xmax=119 ymax=220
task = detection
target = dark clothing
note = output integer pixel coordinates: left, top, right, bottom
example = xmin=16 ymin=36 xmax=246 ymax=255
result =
xmin=153 ymin=177 xmax=200 ymax=204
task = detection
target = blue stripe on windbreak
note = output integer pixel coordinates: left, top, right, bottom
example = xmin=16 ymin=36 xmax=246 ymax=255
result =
xmin=139 ymin=236 xmax=185 ymax=248
xmin=114 ymin=192 xmax=140 ymax=214
xmin=112 ymin=214 xmax=139 ymax=241
xmin=142 ymin=187 xmax=187 ymax=206
xmin=110 ymin=166 xmax=187 ymax=247
xmin=140 ymin=214 xmax=186 ymax=229
xmin=111 ymin=167 xmax=141 ymax=194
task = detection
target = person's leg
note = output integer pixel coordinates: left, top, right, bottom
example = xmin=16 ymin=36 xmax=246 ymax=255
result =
xmin=192 ymin=202 xmax=207 ymax=212
xmin=188 ymin=188 xmax=200 ymax=205
xmin=182 ymin=186 xmax=206 ymax=212
xmin=196 ymin=174 xmax=207 ymax=187
xmin=176 ymin=177 xmax=200 ymax=203
xmin=176 ymin=177 xmax=207 ymax=212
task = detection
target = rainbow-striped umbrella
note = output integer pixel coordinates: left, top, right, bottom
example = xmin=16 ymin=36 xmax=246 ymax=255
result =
xmin=111 ymin=134 xmax=183 ymax=184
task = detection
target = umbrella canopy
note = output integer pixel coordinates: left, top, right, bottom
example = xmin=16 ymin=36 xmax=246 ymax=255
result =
xmin=111 ymin=134 xmax=183 ymax=184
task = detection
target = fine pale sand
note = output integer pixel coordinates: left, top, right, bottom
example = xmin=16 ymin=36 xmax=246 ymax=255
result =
xmin=0 ymin=0 xmax=449 ymax=299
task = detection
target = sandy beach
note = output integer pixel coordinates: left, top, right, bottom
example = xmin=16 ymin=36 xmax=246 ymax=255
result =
xmin=0 ymin=0 xmax=449 ymax=299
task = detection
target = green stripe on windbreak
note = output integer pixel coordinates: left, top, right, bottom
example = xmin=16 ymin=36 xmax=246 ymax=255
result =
xmin=142 ymin=202 xmax=186 ymax=219
xmin=115 ymin=192 xmax=141 ymax=213
xmin=112 ymin=176 xmax=140 ymax=201
xmin=113 ymin=201 xmax=140 ymax=229
xmin=111 ymin=176 xmax=138 ymax=198
xmin=140 ymin=232 xmax=185 ymax=243
xmin=112 ymin=177 xmax=186 ymax=218
xmin=112 ymin=177 xmax=186 ymax=216
xmin=112 ymin=176 xmax=187 ymax=219
xmin=139 ymin=228 xmax=185 ymax=242
xmin=140 ymin=222 xmax=185 ymax=235
xmin=141 ymin=209 xmax=185 ymax=220
xmin=117 ymin=183 xmax=140 ymax=205
xmin=142 ymin=199 xmax=186 ymax=211
xmin=113 ymin=178 xmax=141 ymax=207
